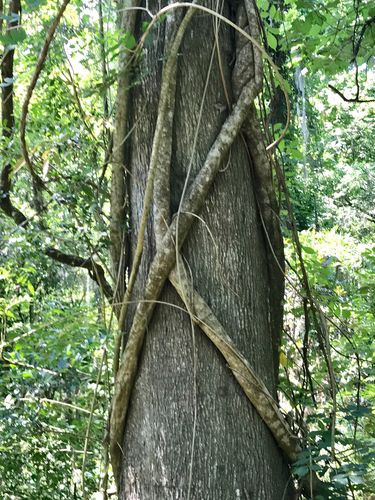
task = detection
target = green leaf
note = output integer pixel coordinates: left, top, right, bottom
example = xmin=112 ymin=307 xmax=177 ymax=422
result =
xmin=24 ymin=0 xmax=47 ymax=10
xmin=268 ymin=27 xmax=280 ymax=35
xmin=332 ymin=473 xmax=349 ymax=485
xmin=0 ymin=27 xmax=27 ymax=46
xmin=0 ymin=267 xmax=10 ymax=279
xmin=269 ymin=5 xmax=276 ymax=18
xmin=341 ymin=308 xmax=351 ymax=319
xmin=124 ymin=32 xmax=136 ymax=50
xmin=351 ymin=474 xmax=365 ymax=485
xmin=267 ymin=32 xmax=277 ymax=50
xmin=27 ymin=282 xmax=35 ymax=296
xmin=291 ymin=149 xmax=304 ymax=160
xmin=294 ymin=465 xmax=309 ymax=477
xmin=293 ymin=20 xmax=311 ymax=35
xmin=258 ymin=0 xmax=269 ymax=9
xmin=309 ymin=25 xmax=321 ymax=36
xmin=301 ymin=245 xmax=316 ymax=254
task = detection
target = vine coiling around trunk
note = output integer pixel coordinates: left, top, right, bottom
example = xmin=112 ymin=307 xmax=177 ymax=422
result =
xmin=109 ymin=2 xmax=301 ymax=493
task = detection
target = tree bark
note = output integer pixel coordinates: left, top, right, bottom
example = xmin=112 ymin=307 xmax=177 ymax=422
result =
xmin=114 ymin=1 xmax=292 ymax=498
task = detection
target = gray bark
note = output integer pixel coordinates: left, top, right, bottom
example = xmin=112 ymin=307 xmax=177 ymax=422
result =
xmin=118 ymin=2 xmax=291 ymax=498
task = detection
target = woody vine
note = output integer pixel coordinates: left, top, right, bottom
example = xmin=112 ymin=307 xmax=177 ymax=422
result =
xmin=109 ymin=0 xmax=303 ymax=492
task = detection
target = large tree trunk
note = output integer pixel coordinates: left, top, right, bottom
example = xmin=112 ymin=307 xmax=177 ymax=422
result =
xmin=113 ymin=1 xmax=291 ymax=498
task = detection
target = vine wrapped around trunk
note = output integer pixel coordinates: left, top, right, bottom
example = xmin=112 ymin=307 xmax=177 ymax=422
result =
xmin=109 ymin=1 xmax=297 ymax=497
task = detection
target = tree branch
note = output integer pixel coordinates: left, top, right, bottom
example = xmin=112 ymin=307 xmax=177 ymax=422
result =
xmin=19 ymin=0 xmax=72 ymax=207
xmin=0 ymin=355 xmax=60 ymax=376
xmin=0 ymin=191 xmax=113 ymax=301
xmin=0 ymin=164 xmax=28 ymax=226
xmin=0 ymin=0 xmax=25 ymax=225
xmin=328 ymin=84 xmax=375 ymax=103
xmin=44 ymin=248 xmax=113 ymax=301
xmin=0 ymin=0 xmax=113 ymax=305
xmin=352 ymin=16 xmax=375 ymax=62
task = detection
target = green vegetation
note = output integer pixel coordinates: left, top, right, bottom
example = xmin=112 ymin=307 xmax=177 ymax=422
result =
xmin=0 ymin=0 xmax=374 ymax=498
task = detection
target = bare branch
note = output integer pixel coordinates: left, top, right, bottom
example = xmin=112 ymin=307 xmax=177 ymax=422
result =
xmin=328 ymin=84 xmax=375 ymax=103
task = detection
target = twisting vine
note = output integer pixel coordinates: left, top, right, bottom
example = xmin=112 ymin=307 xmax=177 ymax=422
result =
xmin=109 ymin=0 xmax=140 ymax=331
xmin=109 ymin=2 xmax=297 ymax=488
xmin=138 ymin=2 xmax=290 ymax=150
xmin=113 ymin=5 xmax=197 ymax=375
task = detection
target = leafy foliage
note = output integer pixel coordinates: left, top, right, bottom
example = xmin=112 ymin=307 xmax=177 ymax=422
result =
xmin=282 ymin=231 xmax=375 ymax=496
xmin=0 ymin=227 xmax=110 ymax=497
xmin=0 ymin=0 xmax=374 ymax=498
